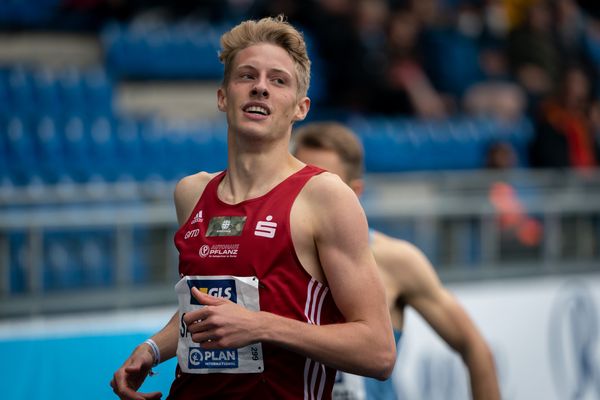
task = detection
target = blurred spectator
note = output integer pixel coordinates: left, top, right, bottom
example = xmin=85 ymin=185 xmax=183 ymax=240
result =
xmin=582 ymin=14 xmax=600 ymax=81
xmin=462 ymin=0 xmax=527 ymax=122
xmin=347 ymin=0 xmax=392 ymax=112
xmin=576 ymin=0 xmax=600 ymax=19
xmin=408 ymin=0 xmax=447 ymax=28
xmin=300 ymin=0 xmax=365 ymax=110
xmin=506 ymin=0 xmax=563 ymax=111
xmin=530 ymin=63 xmax=599 ymax=169
xmin=462 ymin=38 xmax=527 ymax=122
xmin=587 ymin=99 xmax=600 ymax=160
xmin=555 ymin=0 xmax=587 ymax=57
xmin=463 ymin=81 xmax=527 ymax=122
xmin=485 ymin=141 xmax=518 ymax=169
xmin=485 ymin=141 xmax=544 ymax=258
xmin=375 ymin=7 xmax=449 ymax=117
xmin=416 ymin=0 xmax=484 ymax=107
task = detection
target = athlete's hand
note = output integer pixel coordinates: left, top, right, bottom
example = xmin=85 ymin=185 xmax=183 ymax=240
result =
xmin=184 ymin=287 xmax=262 ymax=349
xmin=110 ymin=345 xmax=162 ymax=400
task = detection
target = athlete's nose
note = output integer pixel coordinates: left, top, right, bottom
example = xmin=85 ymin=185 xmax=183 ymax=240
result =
xmin=251 ymin=78 xmax=269 ymax=98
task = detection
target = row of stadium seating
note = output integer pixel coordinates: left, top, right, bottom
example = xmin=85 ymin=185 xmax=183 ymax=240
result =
xmin=0 ymin=0 xmax=61 ymax=28
xmin=102 ymin=21 xmax=226 ymax=80
xmin=0 ymin=67 xmax=114 ymax=118
xmin=0 ymin=112 xmax=533 ymax=186
xmin=8 ymin=229 xmax=153 ymax=293
xmin=352 ymin=116 xmax=533 ymax=172
xmin=0 ymin=113 xmax=228 ymax=185
xmin=101 ymin=21 xmax=327 ymax=101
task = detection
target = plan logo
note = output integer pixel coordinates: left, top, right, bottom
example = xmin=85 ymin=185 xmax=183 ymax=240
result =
xmin=188 ymin=347 xmax=239 ymax=369
xmin=254 ymin=215 xmax=277 ymax=238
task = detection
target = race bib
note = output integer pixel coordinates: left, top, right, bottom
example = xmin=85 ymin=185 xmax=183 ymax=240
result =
xmin=175 ymin=275 xmax=264 ymax=374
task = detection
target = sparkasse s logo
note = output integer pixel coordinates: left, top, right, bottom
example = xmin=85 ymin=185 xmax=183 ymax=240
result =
xmin=254 ymin=215 xmax=277 ymax=238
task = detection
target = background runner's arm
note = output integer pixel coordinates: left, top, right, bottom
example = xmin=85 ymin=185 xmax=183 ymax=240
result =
xmin=400 ymin=244 xmax=500 ymax=400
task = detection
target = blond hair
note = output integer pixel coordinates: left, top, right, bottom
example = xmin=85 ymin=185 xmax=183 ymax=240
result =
xmin=219 ymin=15 xmax=311 ymax=98
xmin=293 ymin=122 xmax=364 ymax=181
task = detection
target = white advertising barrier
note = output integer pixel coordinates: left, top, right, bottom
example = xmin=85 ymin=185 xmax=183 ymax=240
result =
xmin=393 ymin=273 xmax=600 ymax=400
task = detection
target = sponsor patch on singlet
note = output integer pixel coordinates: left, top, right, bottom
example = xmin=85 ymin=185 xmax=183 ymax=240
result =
xmin=175 ymin=275 xmax=264 ymax=374
xmin=205 ymin=216 xmax=246 ymax=237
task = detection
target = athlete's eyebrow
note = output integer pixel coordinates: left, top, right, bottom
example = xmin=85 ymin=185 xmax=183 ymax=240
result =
xmin=236 ymin=64 xmax=293 ymax=79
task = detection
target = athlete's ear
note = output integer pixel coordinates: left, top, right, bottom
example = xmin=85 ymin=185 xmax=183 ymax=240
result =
xmin=350 ymin=178 xmax=364 ymax=197
xmin=292 ymin=96 xmax=310 ymax=122
xmin=217 ymin=86 xmax=227 ymax=112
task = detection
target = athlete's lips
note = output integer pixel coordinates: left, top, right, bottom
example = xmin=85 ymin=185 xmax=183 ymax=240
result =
xmin=242 ymin=102 xmax=271 ymax=116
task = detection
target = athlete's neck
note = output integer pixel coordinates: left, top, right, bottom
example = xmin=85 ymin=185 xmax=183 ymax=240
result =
xmin=220 ymin=149 xmax=303 ymax=205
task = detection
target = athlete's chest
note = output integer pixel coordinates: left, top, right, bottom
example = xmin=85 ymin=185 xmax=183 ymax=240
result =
xmin=177 ymin=199 xmax=292 ymax=272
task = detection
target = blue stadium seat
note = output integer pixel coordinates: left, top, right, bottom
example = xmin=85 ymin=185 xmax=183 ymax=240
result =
xmin=32 ymin=69 xmax=62 ymax=117
xmin=0 ymin=69 xmax=9 ymax=118
xmin=186 ymin=120 xmax=217 ymax=174
xmin=208 ymin=121 xmax=228 ymax=172
xmin=43 ymin=231 xmax=82 ymax=291
xmin=77 ymin=230 xmax=113 ymax=287
xmin=7 ymin=67 xmax=36 ymax=116
xmin=138 ymin=118 xmax=168 ymax=181
xmin=114 ymin=118 xmax=144 ymax=181
xmin=7 ymin=232 xmax=28 ymax=293
xmin=0 ymin=117 xmax=8 ymax=180
xmin=88 ymin=116 xmax=118 ymax=181
xmin=131 ymin=227 xmax=153 ymax=284
xmin=33 ymin=115 xmax=67 ymax=184
xmin=62 ymin=116 xmax=93 ymax=183
xmin=82 ymin=68 xmax=114 ymax=116
xmin=160 ymin=119 xmax=194 ymax=181
xmin=58 ymin=68 xmax=87 ymax=116
xmin=4 ymin=116 xmax=37 ymax=185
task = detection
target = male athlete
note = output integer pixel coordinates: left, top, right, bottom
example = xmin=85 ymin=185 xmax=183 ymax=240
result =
xmin=293 ymin=122 xmax=501 ymax=400
xmin=110 ymin=16 xmax=395 ymax=400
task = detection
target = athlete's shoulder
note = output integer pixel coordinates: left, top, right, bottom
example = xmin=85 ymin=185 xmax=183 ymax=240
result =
xmin=302 ymin=170 xmax=357 ymax=203
xmin=174 ymin=171 xmax=221 ymax=225
xmin=296 ymin=170 xmax=368 ymax=244
xmin=370 ymin=230 xmax=422 ymax=258
xmin=370 ymin=230 xmax=438 ymax=284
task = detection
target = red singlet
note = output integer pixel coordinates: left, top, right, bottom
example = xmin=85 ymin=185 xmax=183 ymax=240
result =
xmin=168 ymin=165 xmax=344 ymax=400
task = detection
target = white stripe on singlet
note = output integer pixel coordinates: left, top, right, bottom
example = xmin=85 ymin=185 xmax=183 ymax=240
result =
xmin=303 ymin=278 xmax=330 ymax=400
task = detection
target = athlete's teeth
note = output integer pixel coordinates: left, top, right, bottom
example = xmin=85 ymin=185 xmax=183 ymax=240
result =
xmin=247 ymin=106 xmax=267 ymax=115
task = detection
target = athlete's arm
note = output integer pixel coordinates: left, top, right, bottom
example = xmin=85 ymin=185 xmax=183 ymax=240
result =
xmin=111 ymin=312 xmax=179 ymax=400
xmin=111 ymin=172 xmax=215 ymax=399
xmin=184 ymin=173 xmax=396 ymax=379
xmin=389 ymin=241 xmax=501 ymax=400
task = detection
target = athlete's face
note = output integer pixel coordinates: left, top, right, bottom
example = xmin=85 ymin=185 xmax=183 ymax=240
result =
xmin=217 ymin=43 xmax=310 ymax=141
